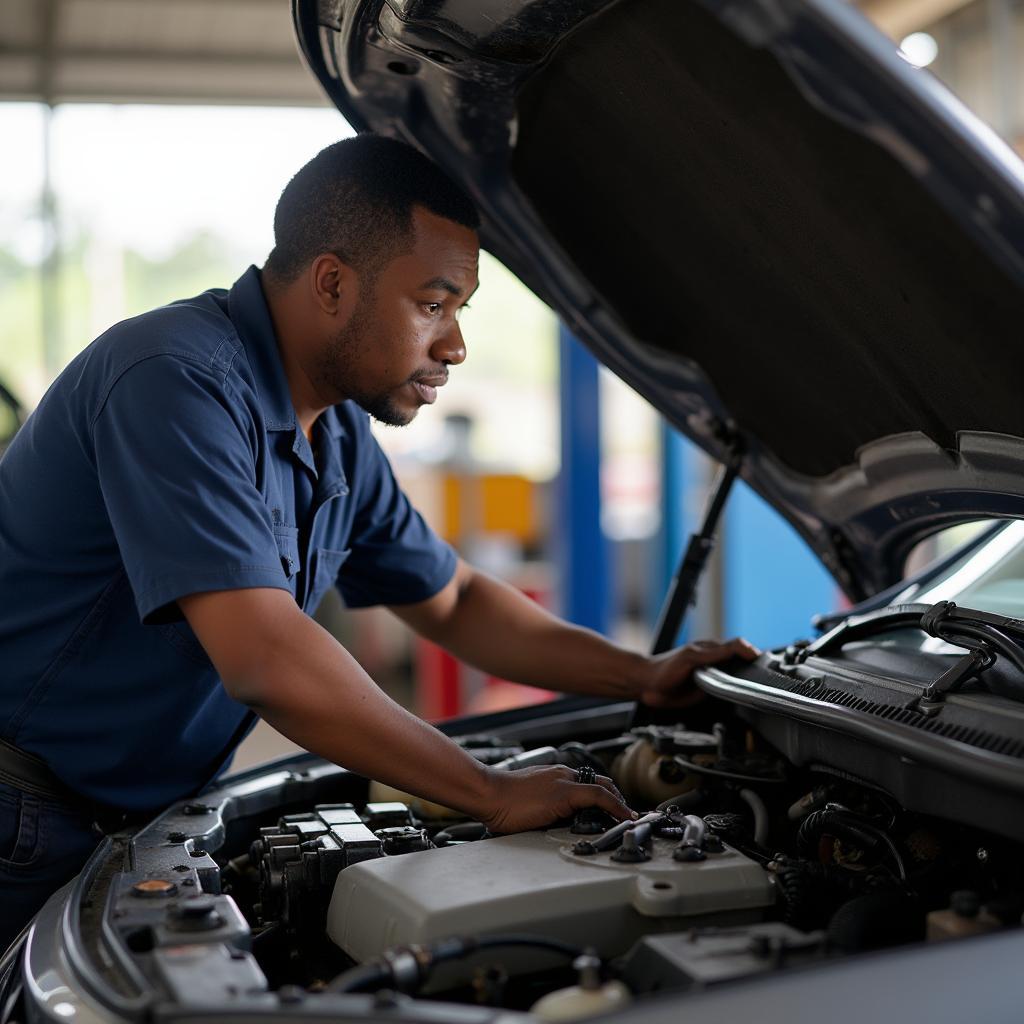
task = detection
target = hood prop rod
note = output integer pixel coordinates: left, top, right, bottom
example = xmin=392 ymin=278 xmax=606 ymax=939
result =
xmin=651 ymin=446 xmax=742 ymax=655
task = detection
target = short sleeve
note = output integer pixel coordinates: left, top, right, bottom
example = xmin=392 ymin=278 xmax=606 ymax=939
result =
xmin=337 ymin=428 xmax=457 ymax=608
xmin=92 ymin=354 xmax=290 ymax=624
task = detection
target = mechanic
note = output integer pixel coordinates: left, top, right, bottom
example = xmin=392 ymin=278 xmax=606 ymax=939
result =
xmin=0 ymin=135 xmax=756 ymax=947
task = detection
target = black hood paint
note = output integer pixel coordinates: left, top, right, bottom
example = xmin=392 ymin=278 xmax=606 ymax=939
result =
xmin=294 ymin=0 xmax=1024 ymax=599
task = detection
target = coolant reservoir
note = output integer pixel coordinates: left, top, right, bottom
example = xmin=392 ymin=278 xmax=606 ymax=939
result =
xmin=926 ymin=891 xmax=1002 ymax=941
xmin=612 ymin=729 xmax=717 ymax=805
xmin=531 ymin=952 xmax=630 ymax=1022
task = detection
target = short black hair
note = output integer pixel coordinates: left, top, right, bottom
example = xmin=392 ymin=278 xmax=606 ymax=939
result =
xmin=264 ymin=134 xmax=480 ymax=283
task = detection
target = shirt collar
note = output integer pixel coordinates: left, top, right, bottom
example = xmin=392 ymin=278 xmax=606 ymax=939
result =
xmin=227 ymin=266 xmax=350 ymax=442
xmin=227 ymin=266 xmax=296 ymax=433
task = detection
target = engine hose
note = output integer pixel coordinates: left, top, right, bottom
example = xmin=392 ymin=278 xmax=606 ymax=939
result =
xmin=474 ymin=935 xmax=583 ymax=958
xmin=655 ymin=789 xmax=705 ymax=814
xmin=797 ymin=809 xmax=906 ymax=881
xmin=326 ymin=963 xmax=392 ymax=994
xmin=671 ymin=756 xmax=784 ymax=785
xmin=738 ymin=788 xmax=770 ymax=847
xmin=774 ymin=860 xmax=864 ymax=931
xmin=325 ymin=934 xmax=586 ymax=995
xmin=433 ymin=821 xmax=488 ymax=845
xmin=585 ymin=736 xmax=635 ymax=757
xmin=558 ymin=741 xmax=609 ymax=773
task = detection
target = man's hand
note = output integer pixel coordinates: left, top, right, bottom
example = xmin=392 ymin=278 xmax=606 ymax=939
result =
xmin=477 ymin=765 xmax=634 ymax=834
xmin=637 ymin=638 xmax=759 ymax=709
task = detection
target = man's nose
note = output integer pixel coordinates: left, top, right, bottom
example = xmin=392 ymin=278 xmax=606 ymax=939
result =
xmin=432 ymin=320 xmax=466 ymax=366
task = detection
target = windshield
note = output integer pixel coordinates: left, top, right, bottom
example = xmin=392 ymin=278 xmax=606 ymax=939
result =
xmin=911 ymin=521 xmax=1024 ymax=617
xmin=845 ymin=521 xmax=1024 ymax=664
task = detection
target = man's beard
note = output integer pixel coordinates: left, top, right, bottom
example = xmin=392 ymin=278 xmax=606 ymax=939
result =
xmin=315 ymin=296 xmax=412 ymax=427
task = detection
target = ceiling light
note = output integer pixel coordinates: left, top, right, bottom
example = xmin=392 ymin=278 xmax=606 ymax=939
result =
xmin=900 ymin=32 xmax=939 ymax=68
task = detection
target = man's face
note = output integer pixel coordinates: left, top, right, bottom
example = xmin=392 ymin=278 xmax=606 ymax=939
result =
xmin=315 ymin=206 xmax=479 ymax=426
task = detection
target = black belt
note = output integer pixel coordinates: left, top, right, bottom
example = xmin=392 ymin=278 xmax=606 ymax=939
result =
xmin=0 ymin=738 xmax=81 ymax=806
xmin=0 ymin=718 xmax=254 ymax=832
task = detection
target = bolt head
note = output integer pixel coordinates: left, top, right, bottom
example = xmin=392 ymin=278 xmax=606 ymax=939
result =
xmin=175 ymin=895 xmax=216 ymax=918
xmin=132 ymin=879 xmax=177 ymax=899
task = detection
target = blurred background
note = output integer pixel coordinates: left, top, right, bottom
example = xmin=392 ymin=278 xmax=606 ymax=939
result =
xmin=0 ymin=0 xmax=1016 ymax=766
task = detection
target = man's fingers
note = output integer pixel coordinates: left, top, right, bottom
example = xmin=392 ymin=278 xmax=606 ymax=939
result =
xmin=559 ymin=765 xmax=627 ymax=802
xmin=687 ymin=636 xmax=759 ymax=664
xmin=732 ymin=637 xmax=760 ymax=658
xmin=571 ymin=782 xmax=634 ymax=822
xmin=594 ymin=772 xmax=626 ymax=801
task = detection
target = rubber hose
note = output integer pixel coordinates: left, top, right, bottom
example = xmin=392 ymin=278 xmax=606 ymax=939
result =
xmin=325 ymin=935 xmax=585 ymax=995
xmin=655 ymin=789 xmax=705 ymax=813
xmin=325 ymin=963 xmax=391 ymax=994
xmin=775 ymin=861 xmax=862 ymax=931
xmin=739 ymin=788 xmax=770 ymax=847
xmin=797 ymin=809 xmax=883 ymax=858
xmin=558 ymin=741 xmax=608 ymax=773
xmin=433 ymin=821 xmax=488 ymax=845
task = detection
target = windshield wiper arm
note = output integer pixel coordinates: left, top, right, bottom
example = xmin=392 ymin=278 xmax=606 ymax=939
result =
xmin=788 ymin=600 xmax=1024 ymax=713
xmin=796 ymin=601 xmax=1024 ymax=663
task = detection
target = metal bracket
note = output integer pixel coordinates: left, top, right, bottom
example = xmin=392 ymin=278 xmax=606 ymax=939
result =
xmin=650 ymin=442 xmax=743 ymax=655
xmin=911 ymin=646 xmax=994 ymax=717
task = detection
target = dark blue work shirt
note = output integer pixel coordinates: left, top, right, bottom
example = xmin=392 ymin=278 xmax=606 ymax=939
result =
xmin=0 ymin=267 xmax=456 ymax=811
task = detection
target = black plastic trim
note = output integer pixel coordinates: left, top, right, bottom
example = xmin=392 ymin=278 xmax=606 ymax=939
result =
xmin=696 ymin=665 xmax=1024 ymax=794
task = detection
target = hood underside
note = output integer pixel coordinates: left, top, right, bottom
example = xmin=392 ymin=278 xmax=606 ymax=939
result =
xmin=295 ymin=0 xmax=1024 ymax=598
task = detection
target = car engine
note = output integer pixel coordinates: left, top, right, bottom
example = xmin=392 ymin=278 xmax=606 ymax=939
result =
xmin=69 ymin=684 xmax=1024 ymax=1023
xmin=163 ymin=705 xmax=1019 ymax=1018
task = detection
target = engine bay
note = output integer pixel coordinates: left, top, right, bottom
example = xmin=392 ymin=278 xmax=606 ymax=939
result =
xmin=84 ymin=685 xmax=1024 ymax=1021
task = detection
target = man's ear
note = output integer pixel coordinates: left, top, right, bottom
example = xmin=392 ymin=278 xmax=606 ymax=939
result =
xmin=309 ymin=254 xmax=358 ymax=316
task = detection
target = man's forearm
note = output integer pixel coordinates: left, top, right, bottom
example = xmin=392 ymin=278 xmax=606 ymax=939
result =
xmin=254 ymin=624 xmax=498 ymax=815
xmin=186 ymin=591 xmax=494 ymax=817
xmin=182 ymin=587 xmax=637 ymax=833
xmin=399 ymin=567 xmax=648 ymax=699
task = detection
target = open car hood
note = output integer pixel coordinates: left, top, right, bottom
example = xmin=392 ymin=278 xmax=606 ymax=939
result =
xmin=294 ymin=0 xmax=1024 ymax=599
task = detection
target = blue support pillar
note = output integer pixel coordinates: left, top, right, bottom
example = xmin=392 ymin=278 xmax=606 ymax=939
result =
xmin=651 ymin=423 xmax=689 ymax=633
xmin=723 ymin=483 xmax=838 ymax=649
xmin=557 ymin=326 xmax=610 ymax=633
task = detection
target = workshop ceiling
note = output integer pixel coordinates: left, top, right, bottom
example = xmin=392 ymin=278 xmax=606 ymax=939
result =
xmin=0 ymin=0 xmax=326 ymax=106
xmin=0 ymin=0 xmax=978 ymax=107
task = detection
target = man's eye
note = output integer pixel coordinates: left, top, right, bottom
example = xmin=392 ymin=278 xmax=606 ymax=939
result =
xmin=424 ymin=302 xmax=443 ymax=316
xmin=455 ymin=303 xmax=470 ymax=321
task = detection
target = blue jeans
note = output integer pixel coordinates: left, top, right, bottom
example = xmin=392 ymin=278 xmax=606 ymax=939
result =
xmin=0 ymin=782 xmax=101 ymax=952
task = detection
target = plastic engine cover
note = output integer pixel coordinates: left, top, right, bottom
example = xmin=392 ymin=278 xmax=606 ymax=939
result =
xmin=327 ymin=827 xmax=774 ymax=970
